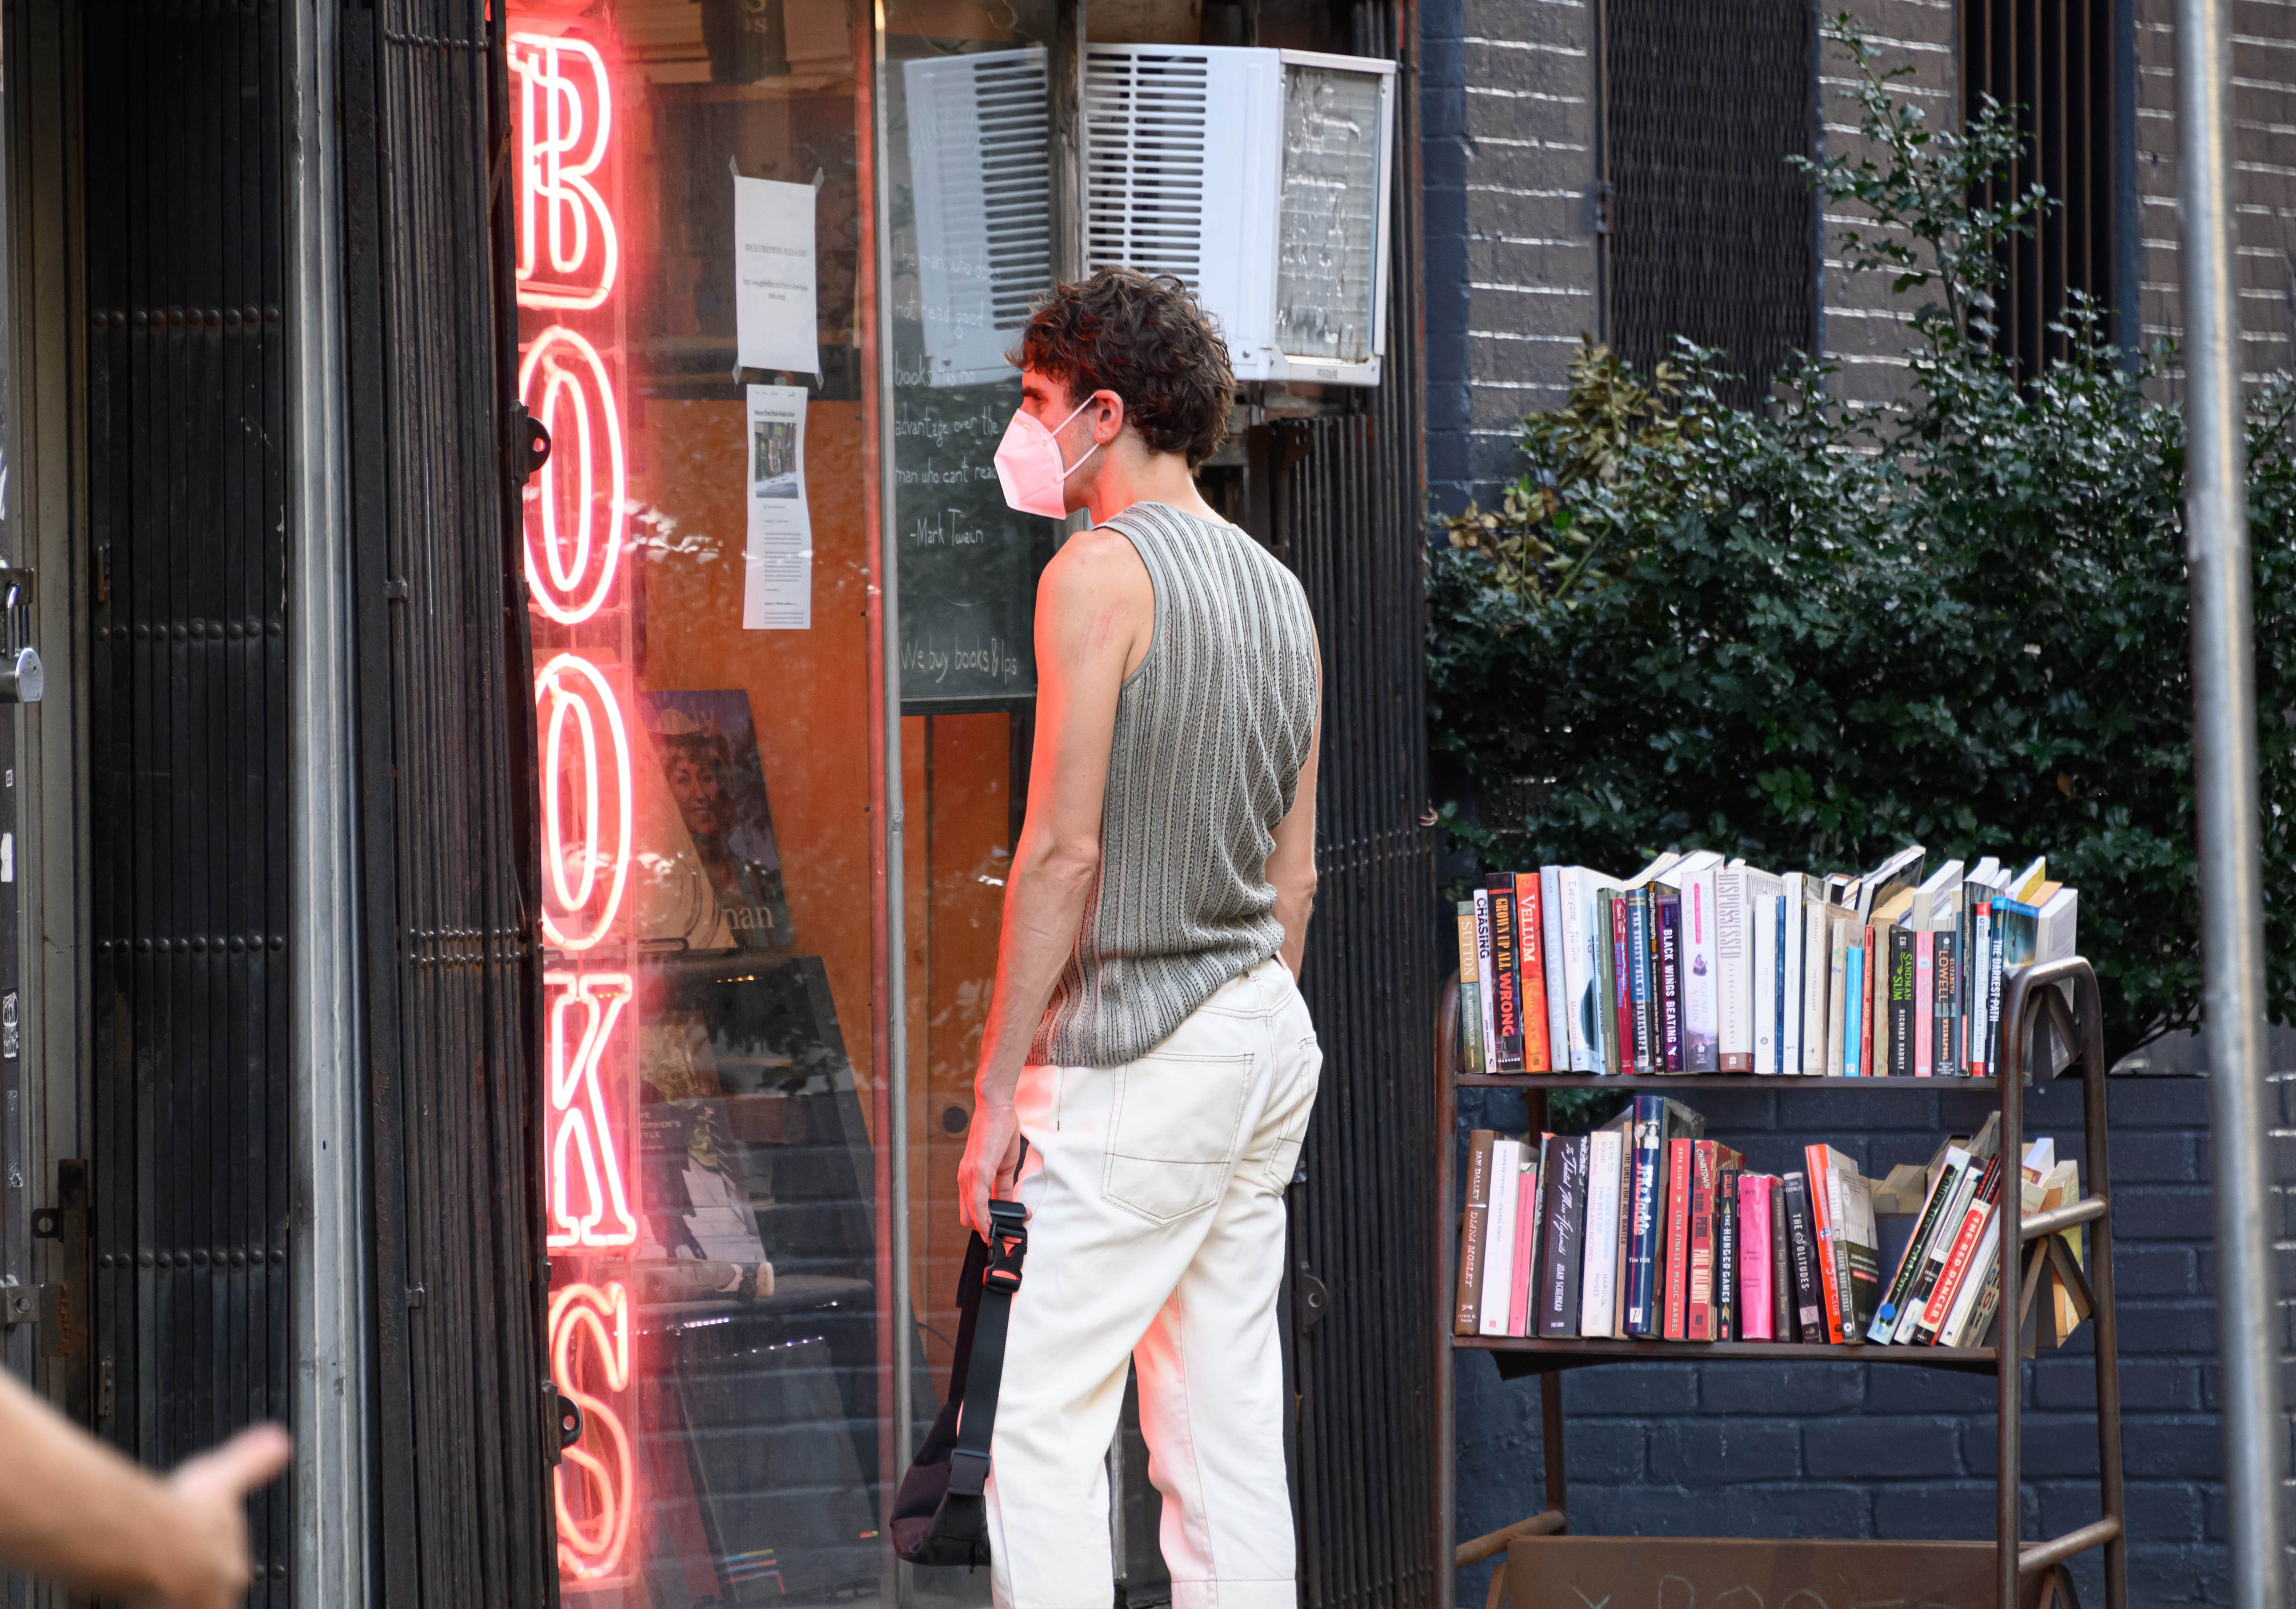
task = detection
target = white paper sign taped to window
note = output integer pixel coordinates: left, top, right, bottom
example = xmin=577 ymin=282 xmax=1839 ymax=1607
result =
xmin=745 ymin=385 xmax=812 ymax=630
xmin=734 ymin=176 xmax=820 ymax=380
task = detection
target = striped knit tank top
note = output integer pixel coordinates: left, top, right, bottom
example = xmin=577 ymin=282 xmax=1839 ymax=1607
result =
xmin=1032 ymin=501 xmax=1321 ymax=1067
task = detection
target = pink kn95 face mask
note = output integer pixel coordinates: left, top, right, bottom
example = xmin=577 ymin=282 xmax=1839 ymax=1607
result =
xmin=994 ymin=395 xmax=1101 ymax=519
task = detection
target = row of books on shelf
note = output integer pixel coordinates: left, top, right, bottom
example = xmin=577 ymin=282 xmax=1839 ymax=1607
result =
xmin=1455 ymin=843 xmax=2080 ymax=1078
xmin=1453 ymin=1096 xmax=2090 ymax=1349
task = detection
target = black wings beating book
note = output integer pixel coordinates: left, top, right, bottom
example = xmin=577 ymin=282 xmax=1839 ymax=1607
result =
xmin=1653 ymin=886 xmax=1684 ymax=1073
xmin=1537 ymin=1134 xmax=1588 ymax=1337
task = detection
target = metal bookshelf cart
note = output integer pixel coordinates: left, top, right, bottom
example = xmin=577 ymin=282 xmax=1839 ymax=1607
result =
xmin=1436 ymin=957 xmax=2128 ymax=1609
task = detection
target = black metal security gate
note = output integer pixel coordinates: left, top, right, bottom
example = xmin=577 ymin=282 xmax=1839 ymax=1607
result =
xmin=81 ymin=3 xmax=295 ymax=1600
xmin=1269 ymin=5 xmax=1440 ymax=1607
xmin=341 ymin=0 xmax=553 ymax=1600
xmin=1605 ymin=0 xmax=1817 ymax=404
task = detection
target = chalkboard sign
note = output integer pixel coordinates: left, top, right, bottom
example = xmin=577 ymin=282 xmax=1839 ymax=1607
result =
xmin=885 ymin=44 xmax=1062 ymax=711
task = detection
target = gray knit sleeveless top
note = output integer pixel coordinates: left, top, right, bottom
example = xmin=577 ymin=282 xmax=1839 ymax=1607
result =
xmin=1032 ymin=502 xmax=1320 ymax=1067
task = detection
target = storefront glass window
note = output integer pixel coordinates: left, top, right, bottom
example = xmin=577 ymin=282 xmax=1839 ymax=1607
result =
xmin=511 ymin=0 xmax=890 ymax=1598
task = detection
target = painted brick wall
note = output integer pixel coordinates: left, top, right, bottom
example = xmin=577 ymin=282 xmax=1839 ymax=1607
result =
xmin=1453 ymin=1057 xmax=2296 ymax=1605
xmin=1419 ymin=0 xmax=1600 ymax=512
xmin=1815 ymin=0 xmax=1960 ymax=411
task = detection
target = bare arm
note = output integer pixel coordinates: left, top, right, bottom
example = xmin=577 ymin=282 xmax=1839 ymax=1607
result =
xmin=0 ymin=1367 xmax=289 ymax=1607
xmin=1266 ymin=642 xmax=1322 ymax=978
xmin=956 ymin=527 xmax=1153 ymax=1235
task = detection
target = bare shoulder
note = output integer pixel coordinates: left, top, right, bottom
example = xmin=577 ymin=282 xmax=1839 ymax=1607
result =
xmin=1036 ymin=524 xmax=1155 ymax=672
xmin=1038 ymin=524 xmax=1154 ymax=620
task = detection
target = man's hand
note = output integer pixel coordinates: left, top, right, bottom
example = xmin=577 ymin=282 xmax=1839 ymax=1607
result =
xmin=957 ymin=1097 xmax=1027 ymax=1238
xmin=145 ymin=1424 xmax=292 ymax=1609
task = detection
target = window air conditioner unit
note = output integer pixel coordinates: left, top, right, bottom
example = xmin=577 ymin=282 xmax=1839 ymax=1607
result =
xmin=1085 ymin=44 xmax=1397 ymax=387
xmin=903 ymin=47 xmax=1053 ymax=388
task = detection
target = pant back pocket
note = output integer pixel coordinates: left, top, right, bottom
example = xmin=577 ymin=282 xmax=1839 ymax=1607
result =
xmin=1102 ymin=1050 xmax=1252 ymax=1223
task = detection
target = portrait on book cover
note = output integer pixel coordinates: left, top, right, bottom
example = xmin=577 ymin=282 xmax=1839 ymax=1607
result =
xmin=640 ymin=689 xmax=797 ymax=950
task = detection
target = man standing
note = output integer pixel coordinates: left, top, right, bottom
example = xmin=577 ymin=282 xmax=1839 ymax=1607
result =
xmin=957 ymin=268 xmax=1323 ymax=1609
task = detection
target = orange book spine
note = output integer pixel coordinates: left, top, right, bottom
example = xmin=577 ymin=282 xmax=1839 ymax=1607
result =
xmin=1514 ymin=873 xmax=1551 ymax=1071
xmin=1804 ymin=1143 xmax=1844 ymax=1342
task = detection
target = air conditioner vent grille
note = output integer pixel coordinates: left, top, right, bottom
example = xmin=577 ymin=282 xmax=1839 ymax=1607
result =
xmin=1083 ymin=50 xmax=1210 ymax=289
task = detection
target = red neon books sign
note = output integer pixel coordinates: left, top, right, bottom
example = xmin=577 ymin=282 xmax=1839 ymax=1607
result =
xmin=513 ymin=21 xmax=639 ymax=1587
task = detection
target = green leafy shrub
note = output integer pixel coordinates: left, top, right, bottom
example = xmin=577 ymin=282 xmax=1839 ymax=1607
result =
xmin=1429 ymin=22 xmax=2296 ymax=1061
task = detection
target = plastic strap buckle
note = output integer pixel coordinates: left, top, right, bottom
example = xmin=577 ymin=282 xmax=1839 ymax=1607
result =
xmin=983 ymin=1199 xmax=1028 ymax=1295
xmin=948 ymin=1448 xmax=991 ymax=1497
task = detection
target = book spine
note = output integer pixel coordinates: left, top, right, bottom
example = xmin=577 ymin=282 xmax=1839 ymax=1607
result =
xmin=1986 ymin=914 xmax=2007 ymax=1076
xmin=1860 ymin=926 xmax=1879 ymax=1078
xmin=1514 ymin=873 xmax=1552 ymax=1072
xmin=1889 ymin=928 xmax=1915 ymax=1076
xmin=1805 ymin=1145 xmax=1844 ymax=1342
xmin=1506 ymin=1151 xmax=1541 ymax=1337
xmin=1912 ymin=930 xmax=1934 ymax=1079
xmin=1541 ymin=868 xmax=1570 ymax=1071
xmin=1488 ymin=882 xmax=1525 ymax=1072
xmin=1684 ymin=870 xmax=1719 ymax=1072
xmin=1826 ymin=920 xmax=1849 ymax=1075
xmin=1938 ymin=1205 xmax=2004 ymax=1348
xmin=1968 ymin=902 xmax=1992 ymax=1074
xmin=1456 ymin=1129 xmax=1496 ymax=1333
xmin=1772 ymin=895 xmax=1789 ymax=1073
xmin=1896 ymin=1164 xmax=1981 ymax=1343
xmin=1626 ymin=1097 xmax=1664 ymax=1335
xmin=1934 ymin=929 xmax=1960 ymax=1077
xmin=1515 ymin=877 xmax=1552 ymax=1065
xmin=1478 ymin=1139 xmax=1520 ymax=1336
xmin=1716 ymin=1161 xmax=1739 ymax=1341
xmin=1609 ymin=895 xmax=1633 ymax=1077
xmin=1656 ymin=894 xmax=1684 ymax=1072
xmin=1473 ymin=891 xmax=1497 ymax=1076
xmin=1663 ymin=1137 xmax=1694 ymax=1340
xmin=1826 ymin=1161 xmax=1859 ymax=1338
xmin=1456 ymin=903 xmax=1484 ymax=1075
xmin=1768 ymin=1177 xmax=1792 ymax=1340
xmin=1920 ymin=1158 xmax=2004 ymax=1343
xmin=1538 ymin=1136 xmax=1583 ymax=1337
xmin=1738 ymin=1172 xmax=1772 ymax=1340
xmin=1843 ymin=940 xmax=1865 ymax=1077
xmin=1580 ymin=1129 xmax=1622 ymax=1336
xmin=1782 ymin=1171 xmax=1823 ymax=1338
xmin=1802 ymin=900 xmax=1829 ymax=1074
xmin=1687 ymin=1141 xmax=1718 ymax=1341
xmin=1613 ymin=1136 xmax=1634 ymax=1338
xmin=1717 ymin=869 xmax=1752 ymax=1072
xmin=1870 ymin=1158 xmax=1959 ymax=1342
xmin=1628 ymin=889 xmax=1653 ymax=1073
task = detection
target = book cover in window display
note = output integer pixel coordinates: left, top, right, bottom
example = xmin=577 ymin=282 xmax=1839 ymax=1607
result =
xmin=640 ymin=690 xmax=797 ymax=950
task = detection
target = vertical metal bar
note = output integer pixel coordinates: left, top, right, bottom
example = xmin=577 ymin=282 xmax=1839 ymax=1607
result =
xmin=2078 ymin=972 xmax=2129 ymax=1609
xmin=865 ymin=0 xmax=915 ymax=1571
xmin=1434 ymin=976 xmax=1456 ymax=1609
xmin=283 ymin=0 xmax=371 ymax=1597
xmin=2175 ymin=0 xmax=2292 ymax=1593
xmin=1998 ymin=991 xmax=2024 ymax=1609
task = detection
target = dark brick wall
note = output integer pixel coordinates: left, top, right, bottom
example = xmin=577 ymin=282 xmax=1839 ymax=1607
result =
xmin=1453 ymin=1062 xmax=2296 ymax=1606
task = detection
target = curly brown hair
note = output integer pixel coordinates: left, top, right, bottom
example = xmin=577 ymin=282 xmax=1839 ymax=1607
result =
xmin=1012 ymin=270 xmax=1235 ymax=470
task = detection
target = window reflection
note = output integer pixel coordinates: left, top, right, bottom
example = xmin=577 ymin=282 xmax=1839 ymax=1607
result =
xmin=517 ymin=0 xmax=888 ymax=1598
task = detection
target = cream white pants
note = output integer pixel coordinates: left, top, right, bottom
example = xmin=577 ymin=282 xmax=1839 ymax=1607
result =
xmin=986 ymin=958 xmax=1323 ymax=1609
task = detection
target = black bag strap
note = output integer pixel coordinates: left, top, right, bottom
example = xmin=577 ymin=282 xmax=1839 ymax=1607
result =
xmin=944 ymin=1196 xmax=1028 ymax=1498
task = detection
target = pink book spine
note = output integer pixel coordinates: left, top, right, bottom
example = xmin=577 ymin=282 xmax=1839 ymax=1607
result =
xmin=1505 ymin=1170 xmax=1541 ymax=1337
xmin=1913 ymin=931 xmax=1935 ymax=1078
xmin=1739 ymin=1173 xmax=1773 ymax=1341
